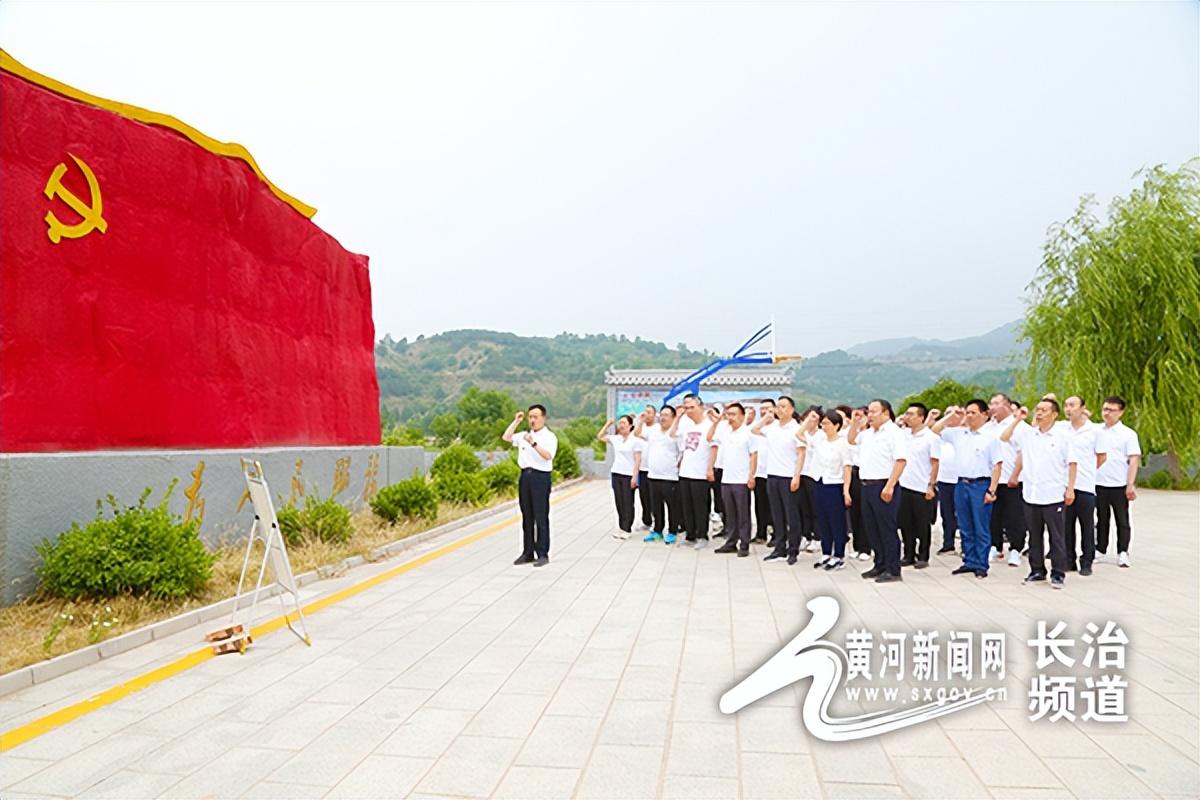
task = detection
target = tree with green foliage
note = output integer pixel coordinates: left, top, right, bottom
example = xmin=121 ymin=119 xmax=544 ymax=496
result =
xmin=898 ymin=377 xmax=1004 ymax=416
xmin=382 ymin=424 xmax=426 ymax=446
xmin=457 ymin=386 xmax=519 ymax=426
xmin=430 ymin=412 xmax=461 ymax=448
xmin=1020 ymin=161 xmax=1200 ymax=477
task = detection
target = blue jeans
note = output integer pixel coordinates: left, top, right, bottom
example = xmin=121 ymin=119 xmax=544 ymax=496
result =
xmin=955 ymin=479 xmax=992 ymax=573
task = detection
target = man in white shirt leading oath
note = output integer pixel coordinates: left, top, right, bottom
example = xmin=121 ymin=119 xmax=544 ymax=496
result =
xmin=503 ymin=405 xmax=559 ymax=567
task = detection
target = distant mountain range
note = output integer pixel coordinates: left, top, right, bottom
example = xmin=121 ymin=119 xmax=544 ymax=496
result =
xmin=376 ymin=322 xmax=1023 ymax=425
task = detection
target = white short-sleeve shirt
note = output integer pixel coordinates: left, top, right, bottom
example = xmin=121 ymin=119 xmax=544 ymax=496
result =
xmin=513 ymin=427 xmax=558 ymax=472
xmin=985 ymin=417 xmax=1030 ymax=483
xmin=753 ymin=422 xmax=771 ymax=478
xmin=676 ymin=415 xmax=715 ymax=480
xmin=856 ymin=420 xmax=908 ymax=481
xmin=1062 ymin=421 xmax=1106 ymax=494
xmin=608 ymin=433 xmax=643 ymax=477
xmin=808 ymin=434 xmax=852 ymax=485
xmin=1096 ymin=421 xmax=1142 ymax=488
xmin=934 ymin=438 xmax=958 ymax=484
xmin=761 ymin=418 xmax=801 ymax=477
xmin=713 ymin=424 xmax=760 ymax=484
xmin=643 ymin=425 xmax=681 ymax=480
xmin=1015 ymin=425 xmax=1077 ymax=505
xmin=712 ymin=419 xmax=731 ymax=469
xmin=941 ymin=426 xmax=1002 ymax=479
xmin=899 ymin=427 xmax=937 ymax=493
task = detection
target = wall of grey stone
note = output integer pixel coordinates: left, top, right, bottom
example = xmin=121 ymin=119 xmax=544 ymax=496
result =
xmin=418 ymin=447 xmax=611 ymax=479
xmin=0 ymin=445 xmax=426 ymax=605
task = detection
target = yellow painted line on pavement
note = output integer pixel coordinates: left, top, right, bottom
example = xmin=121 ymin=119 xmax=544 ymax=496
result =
xmin=0 ymin=485 xmax=587 ymax=752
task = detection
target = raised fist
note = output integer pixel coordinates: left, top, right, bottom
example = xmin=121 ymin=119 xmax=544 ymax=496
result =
xmin=513 ymin=411 xmax=525 ymax=423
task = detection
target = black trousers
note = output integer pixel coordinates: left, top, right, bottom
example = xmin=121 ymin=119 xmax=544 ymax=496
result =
xmin=649 ymin=478 xmax=681 ymax=534
xmin=611 ymin=473 xmax=635 ymax=532
xmin=1096 ymin=485 xmax=1132 ymax=554
xmin=862 ymin=482 xmax=901 ymax=575
xmin=849 ymin=467 xmax=869 ymax=554
xmin=1065 ymin=490 xmax=1096 ymax=569
xmin=798 ymin=475 xmax=818 ymax=541
xmin=753 ymin=478 xmax=772 ymax=537
xmin=518 ymin=468 xmax=552 ymax=559
xmin=637 ymin=470 xmax=652 ymax=526
xmin=991 ymin=483 xmax=1027 ymax=551
xmin=766 ymin=475 xmax=803 ymax=556
xmin=898 ymin=487 xmax=932 ymax=563
xmin=679 ymin=477 xmax=711 ymax=541
xmin=711 ymin=469 xmax=725 ymax=518
xmin=720 ymin=484 xmax=751 ymax=550
xmin=1025 ymin=501 xmax=1067 ymax=580
xmin=936 ymin=480 xmax=958 ymax=550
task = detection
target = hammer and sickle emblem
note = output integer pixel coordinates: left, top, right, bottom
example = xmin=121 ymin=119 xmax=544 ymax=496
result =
xmin=44 ymin=153 xmax=107 ymax=244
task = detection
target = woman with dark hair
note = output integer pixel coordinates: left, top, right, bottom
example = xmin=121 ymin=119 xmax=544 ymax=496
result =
xmin=598 ymin=415 xmax=642 ymax=539
xmin=807 ymin=409 xmax=853 ymax=570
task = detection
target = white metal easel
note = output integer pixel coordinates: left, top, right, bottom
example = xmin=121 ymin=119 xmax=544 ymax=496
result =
xmin=207 ymin=459 xmax=311 ymax=653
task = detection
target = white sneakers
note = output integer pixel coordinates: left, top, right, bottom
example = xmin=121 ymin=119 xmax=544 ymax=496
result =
xmin=857 ymin=552 xmax=872 ymax=562
xmin=709 ymin=511 xmax=722 ymax=522
xmin=989 ymin=546 xmax=1001 ymax=562
xmin=1118 ymin=552 xmax=1131 ymax=568
xmin=694 ymin=539 xmax=708 ymax=551
xmin=805 ymin=540 xmax=818 ymax=553
xmin=1007 ymin=549 xmax=1021 ymax=567
xmin=613 ymin=530 xmax=631 ymax=540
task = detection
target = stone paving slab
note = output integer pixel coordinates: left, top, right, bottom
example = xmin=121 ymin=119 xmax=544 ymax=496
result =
xmin=0 ymin=482 xmax=1196 ymax=798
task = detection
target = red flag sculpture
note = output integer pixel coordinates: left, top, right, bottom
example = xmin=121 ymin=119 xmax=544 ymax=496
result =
xmin=0 ymin=50 xmax=380 ymax=452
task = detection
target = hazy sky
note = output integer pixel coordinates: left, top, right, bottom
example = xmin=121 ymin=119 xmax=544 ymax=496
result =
xmin=3 ymin=1 xmax=1196 ymax=355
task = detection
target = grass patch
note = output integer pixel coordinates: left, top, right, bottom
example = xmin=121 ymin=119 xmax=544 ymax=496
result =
xmin=0 ymin=498 xmax=510 ymax=675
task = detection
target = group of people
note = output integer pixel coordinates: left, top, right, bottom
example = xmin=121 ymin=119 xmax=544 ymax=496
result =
xmin=596 ymin=391 xmax=1142 ymax=588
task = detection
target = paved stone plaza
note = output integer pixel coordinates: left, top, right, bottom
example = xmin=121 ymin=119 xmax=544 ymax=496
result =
xmin=1 ymin=481 xmax=1196 ymax=799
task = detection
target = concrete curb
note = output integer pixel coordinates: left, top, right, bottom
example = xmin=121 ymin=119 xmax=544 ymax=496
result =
xmin=0 ymin=478 xmax=587 ymax=698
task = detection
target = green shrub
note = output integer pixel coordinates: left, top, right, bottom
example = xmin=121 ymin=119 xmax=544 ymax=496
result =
xmin=36 ymin=481 xmax=214 ymax=600
xmin=275 ymin=493 xmax=352 ymax=545
xmin=276 ymin=503 xmax=304 ymax=547
xmin=382 ymin=424 xmax=426 ymax=446
xmin=483 ymin=458 xmax=520 ymax=496
xmin=553 ymin=443 xmax=581 ymax=480
xmin=432 ymin=471 xmax=493 ymax=506
xmin=372 ymin=474 xmax=439 ymax=522
xmin=1146 ymin=470 xmax=1174 ymax=490
xmin=430 ymin=442 xmax=482 ymax=477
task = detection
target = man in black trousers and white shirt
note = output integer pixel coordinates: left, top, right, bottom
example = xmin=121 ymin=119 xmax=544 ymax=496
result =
xmin=503 ymin=405 xmax=558 ymax=567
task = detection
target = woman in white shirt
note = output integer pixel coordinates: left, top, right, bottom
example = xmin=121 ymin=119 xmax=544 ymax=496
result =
xmin=807 ymin=410 xmax=854 ymax=570
xmin=598 ymin=415 xmax=642 ymax=539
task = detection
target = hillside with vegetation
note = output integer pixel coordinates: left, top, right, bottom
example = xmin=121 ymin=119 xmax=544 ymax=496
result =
xmin=375 ymin=326 xmax=1020 ymax=430
xmin=376 ymin=330 xmax=716 ymax=428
